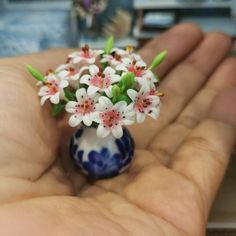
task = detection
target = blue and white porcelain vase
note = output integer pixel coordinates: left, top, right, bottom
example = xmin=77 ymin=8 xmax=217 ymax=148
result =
xmin=70 ymin=126 xmax=135 ymax=179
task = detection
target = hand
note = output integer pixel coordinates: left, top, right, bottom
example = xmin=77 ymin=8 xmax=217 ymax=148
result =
xmin=0 ymin=23 xmax=235 ymax=236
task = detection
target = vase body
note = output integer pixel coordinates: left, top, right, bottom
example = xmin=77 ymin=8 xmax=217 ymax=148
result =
xmin=70 ymin=126 xmax=134 ymax=179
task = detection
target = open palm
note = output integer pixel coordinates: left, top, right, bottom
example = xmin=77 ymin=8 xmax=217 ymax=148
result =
xmin=0 ymin=24 xmax=236 ymax=236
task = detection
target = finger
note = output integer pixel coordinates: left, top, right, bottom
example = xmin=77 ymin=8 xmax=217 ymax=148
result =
xmin=158 ymin=32 xmax=232 ymax=128
xmin=150 ymin=57 xmax=236 ymax=164
xmin=139 ymin=23 xmax=203 ymax=77
xmin=171 ymin=87 xmax=236 ymax=213
xmin=131 ymin=31 xmax=232 ymax=148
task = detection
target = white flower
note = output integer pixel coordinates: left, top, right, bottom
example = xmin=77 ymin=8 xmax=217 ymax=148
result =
xmin=56 ymin=64 xmax=88 ymax=81
xmin=93 ymin=96 xmax=135 ymax=138
xmin=117 ymin=58 xmax=156 ymax=88
xmin=65 ymin=88 xmax=99 ymax=127
xmin=38 ymin=73 xmax=68 ymax=106
xmin=101 ymin=48 xmax=127 ymax=67
xmin=68 ymin=44 xmax=103 ymax=65
xmin=80 ymin=65 xmax=121 ymax=97
xmin=101 ymin=48 xmax=142 ymax=67
xmin=125 ymin=45 xmax=142 ymax=61
xmin=127 ymin=86 xmax=160 ymax=123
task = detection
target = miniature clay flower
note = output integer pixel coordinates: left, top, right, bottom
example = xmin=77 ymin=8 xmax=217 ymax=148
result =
xmin=38 ymin=73 xmax=69 ymax=106
xmin=56 ymin=64 xmax=88 ymax=81
xmin=101 ymin=47 xmax=142 ymax=67
xmin=68 ymin=44 xmax=103 ymax=65
xmin=93 ymin=96 xmax=135 ymax=138
xmin=80 ymin=65 xmax=121 ymax=97
xmin=125 ymin=45 xmax=142 ymax=61
xmin=117 ymin=58 xmax=157 ymax=88
xmin=127 ymin=87 xmax=160 ymax=123
xmin=65 ymin=88 xmax=99 ymax=127
xmin=101 ymin=48 xmax=127 ymax=67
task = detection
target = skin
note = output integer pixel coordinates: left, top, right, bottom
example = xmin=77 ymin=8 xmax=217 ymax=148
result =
xmin=0 ymin=23 xmax=235 ymax=236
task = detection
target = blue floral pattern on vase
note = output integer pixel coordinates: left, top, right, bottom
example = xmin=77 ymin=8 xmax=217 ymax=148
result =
xmin=70 ymin=126 xmax=135 ymax=179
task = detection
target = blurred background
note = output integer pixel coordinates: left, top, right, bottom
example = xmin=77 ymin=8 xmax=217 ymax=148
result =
xmin=0 ymin=0 xmax=235 ymax=57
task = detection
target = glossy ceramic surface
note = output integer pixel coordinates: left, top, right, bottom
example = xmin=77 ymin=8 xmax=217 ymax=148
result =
xmin=70 ymin=126 xmax=134 ymax=179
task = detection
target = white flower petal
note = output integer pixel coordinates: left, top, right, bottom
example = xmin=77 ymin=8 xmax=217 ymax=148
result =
xmin=136 ymin=112 xmax=146 ymax=123
xmin=65 ymin=101 xmax=78 ymax=113
xmin=40 ymin=95 xmax=50 ymax=106
xmin=96 ymin=49 xmax=104 ymax=55
xmin=91 ymin=111 xmax=100 ymax=123
xmin=98 ymin=96 xmax=113 ymax=109
xmin=89 ymin=65 xmax=99 ymax=76
xmin=104 ymin=66 xmax=115 ymax=75
xmin=87 ymin=58 xmax=96 ymax=64
xmin=72 ymin=57 xmax=82 ymax=64
xmin=57 ymin=70 xmax=69 ymax=79
xmin=136 ymin=60 xmax=147 ymax=68
xmin=100 ymin=57 xmax=108 ymax=63
xmin=122 ymin=58 xmax=131 ymax=65
xmin=147 ymin=108 xmax=160 ymax=120
xmin=75 ymin=88 xmax=87 ymax=101
xmin=112 ymin=125 xmax=123 ymax=139
xmin=50 ymin=92 xmax=60 ymax=104
xmin=111 ymin=74 xmax=121 ymax=83
xmin=116 ymin=64 xmax=128 ymax=72
xmin=122 ymin=118 xmax=134 ymax=126
xmin=97 ymin=125 xmax=110 ymax=138
xmin=56 ymin=64 xmax=70 ymax=72
xmin=83 ymin=113 xmax=93 ymax=126
xmin=38 ymin=86 xmax=49 ymax=96
xmin=103 ymin=87 xmax=112 ymax=98
xmin=125 ymin=103 xmax=134 ymax=113
xmin=88 ymin=85 xmax=100 ymax=96
xmin=130 ymin=53 xmax=142 ymax=61
xmin=112 ymin=48 xmax=126 ymax=55
xmin=127 ymin=89 xmax=138 ymax=101
xmin=59 ymin=80 xmax=69 ymax=88
xmin=69 ymin=114 xmax=82 ymax=127
xmin=114 ymin=101 xmax=127 ymax=112
xmin=80 ymin=74 xmax=91 ymax=85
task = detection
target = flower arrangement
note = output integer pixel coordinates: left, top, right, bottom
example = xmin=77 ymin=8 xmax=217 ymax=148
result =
xmin=27 ymin=37 xmax=166 ymax=139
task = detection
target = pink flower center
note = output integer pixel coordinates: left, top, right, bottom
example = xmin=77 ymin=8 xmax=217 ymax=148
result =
xmin=100 ymin=110 xmax=121 ymax=128
xmin=128 ymin=60 xmax=145 ymax=77
xmin=75 ymin=98 xmax=95 ymax=115
xmin=135 ymin=94 xmax=152 ymax=113
xmin=81 ymin=44 xmax=92 ymax=58
xmin=67 ymin=67 xmax=76 ymax=76
xmin=111 ymin=52 xmax=122 ymax=62
xmin=44 ymin=80 xmax=59 ymax=95
xmin=90 ymin=72 xmax=111 ymax=89
xmin=149 ymin=88 xmax=156 ymax=95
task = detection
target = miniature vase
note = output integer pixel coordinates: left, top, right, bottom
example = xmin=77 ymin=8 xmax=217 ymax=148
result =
xmin=70 ymin=126 xmax=135 ymax=179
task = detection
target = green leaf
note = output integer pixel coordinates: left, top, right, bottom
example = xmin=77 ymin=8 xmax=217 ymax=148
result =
xmin=116 ymin=94 xmax=132 ymax=104
xmin=119 ymin=72 xmax=135 ymax=92
xmin=104 ymin=36 xmax=114 ymax=54
xmin=154 ymin=74 xmax=160 ymax=82
xmin=26 ymin=65 xmax=45 ymax=82
xmin=52 ymin=103 xmax=65 ymax=117
xmin=64 ymin=88 xmax=76 ymax=101
xmin=149 ymin=51 xmax=167 ymax=70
